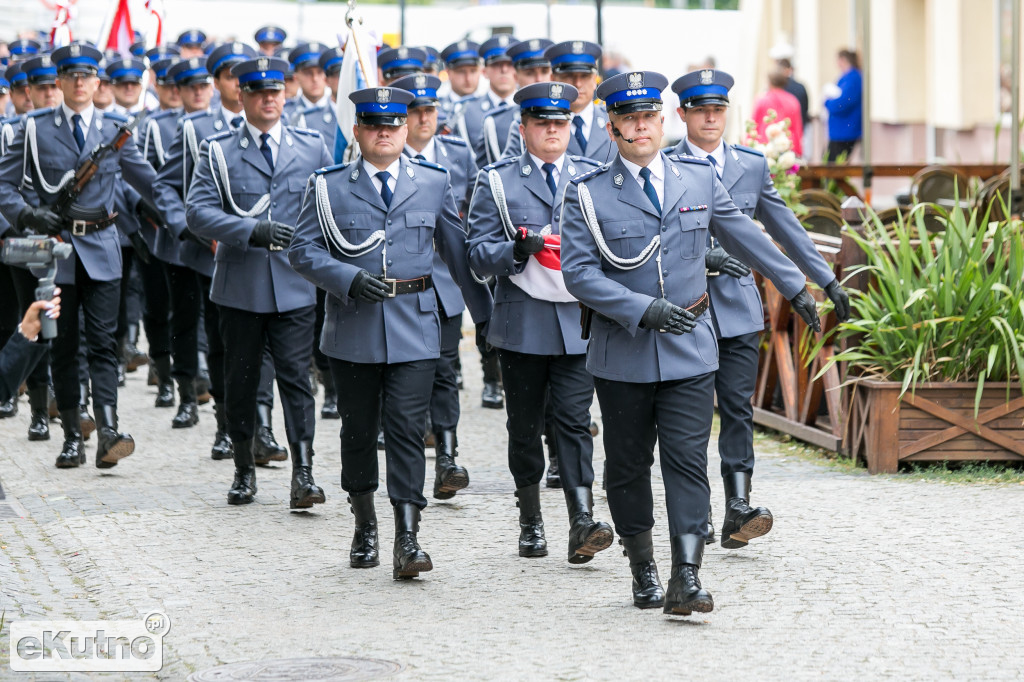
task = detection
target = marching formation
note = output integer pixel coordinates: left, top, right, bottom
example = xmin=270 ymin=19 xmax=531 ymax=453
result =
xmin=0 ymin=27 xmax=851 ymax=617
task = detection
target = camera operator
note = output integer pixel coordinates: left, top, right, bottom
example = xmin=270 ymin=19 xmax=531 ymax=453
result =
xmin=0 ymin=293 xmax=61 ymax=404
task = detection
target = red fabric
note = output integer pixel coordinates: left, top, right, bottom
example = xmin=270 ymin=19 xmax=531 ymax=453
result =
xmin=752 ymin=87 xmax=803 ymax=156
xmin=104 ymin=0 xmax=134 ymax=55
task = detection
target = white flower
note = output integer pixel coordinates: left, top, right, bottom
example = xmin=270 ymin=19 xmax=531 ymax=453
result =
xmin=778 ymin=151 xmax=797 ymax=169
xmin=769 ymin=136 xmax=791 ymax=156
xmin=765 ymin=122 xmax=784 ymax=139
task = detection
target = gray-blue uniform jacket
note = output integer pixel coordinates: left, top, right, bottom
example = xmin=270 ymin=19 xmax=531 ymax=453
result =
xmin=288 ymin=156 xmax=493 ymax=364
xmin=459 ymin=94 xmax=510 ymax=169
xmin=402 ymin=134 xmax=477 ymax=319
xmin=559 ymin=152 xmax=808 ymax=383
xmin=140 ymin=107 xmax=182 ymax=259
xmin=468 ymin=153 xmax=598 ymax=356
xmin=0 ymin=108 xmax=158 ymax=285
xmin=152 ymin=106 xmax=236 ymax=277
xmin=503 ymin=103 xmax=616 ymax=164
xmin=479 ymin=103 xmax=520 ymax=168
xmin=0 ymin=115 xmax=21 ymax=237
xmin=672 ymin=140 xmax=837 ymax=339
xmin=185 ymin=124 xmax=332 ymax=314
xmin=290 ymin=103 xmax=337 ymax=154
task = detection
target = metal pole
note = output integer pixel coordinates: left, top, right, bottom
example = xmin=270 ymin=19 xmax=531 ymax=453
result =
xmin=546 ymin=0 xmax=553 ymax=40
xmin=1011 ymin=0 xmax=1021 ymax=218
xmin=861 ymin=0 xmax=873 ymax=206
xmin=400 ymin=0 xmax=407 ymax=45
xmin=595 ymin=0 xmax=603 ymax=46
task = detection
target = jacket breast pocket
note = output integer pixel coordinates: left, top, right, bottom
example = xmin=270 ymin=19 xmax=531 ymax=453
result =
xmin=602 ymin=220 xmax=647 ymax=259
xmin=404 ymin=210 xmax=435 ymax=253
xmin=288 ymin=177 xmax=308 ymax=194
xmin=731 ymin=191 xmax=758 ymax=217
xmin=676 ymin=213 xmax=706 ymax=260
xmin=333 ymin=212 xmax=378 ymax=243
xmin=509 ymin=207 xmax=550 ymax=231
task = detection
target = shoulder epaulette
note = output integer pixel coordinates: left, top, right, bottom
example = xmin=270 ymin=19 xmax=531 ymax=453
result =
xmin=668 ymin=153 xmax=710 ymax=166
xmin=102 ymin=111 xmax=129 ymax=123
xmin=482 ymin=106 xmax=513 ymax=120
xmin=481 ymin=157 xmax=516 ymax=172
xmin=299 ymin=104 xmax=326 ymax=116
xmin=26 ymin=107 xmax=55 ymax=119
xmin=151 ymin=108 xmax=179 ymax=121
xmin=182 ymin=109 xmax=212 ymax=121
xmin=0 ymin=115 xmax=19 ymax=125
xmin=569 ymin=154 xmax=601 ymax=167
xmin=438 ymin=134 xmax=467 ymax=147
xmin=409 ymin=157 xmax=447 ymax=172
xmin=289 ymin=126 xmax=322 ymax=138
xmin=732 ymin=144 xmax=765 ymax=158
xmin=314 ymin=161 xmax=351 ymax=176
xmin=205 ymin=130 xmax=233 ymax=142
xmin=570 ymin=163 xmax=610 ymax=184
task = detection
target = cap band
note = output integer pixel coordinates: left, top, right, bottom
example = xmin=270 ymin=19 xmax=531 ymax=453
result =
xmin=58 ymin=57 xmax=99 ymax=71
xmin=238 ymin=69 xmax=284 ymax=84
xmin=381 ymin=58 xmax=422 ymax=71
xmin=110 ymin=67 xmax=143 ymax=81
xmin=604 ymin=87 xmax=660 ymax=106
xmin=550 ymin=53 xmax=597 ymax=67
xmin=679 ymin=84 xmax=729 ymax=102
xmin=355 ymin=102 xmax=408 ymax=115
xmin=519 ymin=97 xmax=571 ymax=111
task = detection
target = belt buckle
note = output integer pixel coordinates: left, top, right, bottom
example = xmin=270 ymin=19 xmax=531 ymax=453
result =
xmin=71 ymin=220 xmax=87 ymax=236
xmin=384 ymin=279 xmax=398 ymax=298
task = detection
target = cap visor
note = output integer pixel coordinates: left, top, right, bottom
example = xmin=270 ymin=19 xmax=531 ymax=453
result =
xmin=553 ymin=64 xmax=598 ymax=74
xmin=242 ymin=81 xmax=285 ymax=91
xmin=523 ymin=109 xmax=572 ymax=120
xmin=683 ymin=96 xmax=729 ymax=108
xmin=358 ymin=114 xmax=407 ymax=126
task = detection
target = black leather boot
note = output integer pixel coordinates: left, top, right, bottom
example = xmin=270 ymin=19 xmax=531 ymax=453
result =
xmin=79 ymin=382 xmax=95 ymax=441
xmin=564 ymin=486 xmax=614 ymax=564
xmin=289 ymin=441 xmax=326 ymax=509
xmin=253 ymin=403 xmax=287 ymax=465
xmin=0 ymin=397 xmax=16 ymax=418
xmin=55 ymin=409 xmax=85 ymax=468
xmin=27 ymin=386 xmax=50 ymax=441
xmin=480 ymin=353 xmax=503 ymax=409
xmin=195 ymin=355 xmax=212 ymax=405
xmin=123 ymin=323 xmax=149 ymax=372
xmin=720 ymin=472 xmax=773 ymax=549
xmin=48 ymin=386 xmax=59 ymax=419
xmin=320 ymin=368 xmax=339 ymax=420
xmin=171 ymin=381 xmax=199 ymax=428
xmin=433 ymin=430 xmax=469 ymax=499
xmin=620 ymin=530 xmax=665 ymax=609
xmin=153 ymin=356 xmax=174 ymax=408
xmin=393 ymin=503 xmax=432 ymax=579
xmin=147 ymin=363 xmax=158 ymax=386
xmin=94 ymin=405 xmax=134 ymax=469
xmin=515 ymin=484 xmax=547 ymax=557
xmin=117 ymin=358 xmax=126 ymax=387
xmin=348 ymin=492 xmax=379 ymax=568
xmin=663 ymin=534 xmax=714 ymax=616
xmin=227 ymin=438 xmax=257 ymax=505
xmin=210 ymin=403 xmax=233 ymax=460
xmin=706 ymin=505 xmax=716 ymax=545
xmin=544 ymin=422 xmax=561 ymax=488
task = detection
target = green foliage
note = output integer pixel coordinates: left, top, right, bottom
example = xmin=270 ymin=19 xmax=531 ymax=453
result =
xmin=814 ymin=196 xmax=1024 ymax=414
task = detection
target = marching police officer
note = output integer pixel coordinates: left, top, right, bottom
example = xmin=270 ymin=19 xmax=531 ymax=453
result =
xmin=176 ymin=30 xmax=207 ymax=59
xmin=392 ymin=73 xmax=477 ymax=498
xmin=668 ymin=69 xmax=850 ymax=548
xmin=480 ymin=38 xmax=551 ymax=165
xmin=560 ymin=71 xmax=821 ymax=616
xmin=376 ymin=46 xmax=426 ymax=85
xmin=467 ymin=81 xmax=613 ymax=564
xmin=437 ymin=40 xmax=482 ymax=133
xmin=288 ymin=85 xmax=491 ymax=579
xmin=186 ymin=56 xmax=332 ymax=509
xmin=0 ymin=42 xmax=160 ymax=470
xmin=285 ymin=42 xmax=330 ymax=124
xmin=460 ymin=35 xmax=518 ymax=171
xmin=255 ymin=25 xmax=287 ymax=56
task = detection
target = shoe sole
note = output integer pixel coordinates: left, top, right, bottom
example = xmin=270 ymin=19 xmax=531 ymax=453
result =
xmin=568 ymin=526 xmax=614 ymax=564
xmin=290 ymin=492 xmax=327 ymax=509
xmin=171 ymin=418 xmax=199 ymax=429
xmin=350 ymin=558 xmax=380 ymax=568
xmin=393 ymin=558 xmax=433 ymax=579
xmin=210 ymin=451 xmax=233 ymax=460
xmin=97 ymin=439 xmax=135 ymax=468
xmin=722 ymin=512 xmax=774 ymax=549
xmin=227 ymin=495 xmax=255 ymax=505
xmin=254 ymin=453 xmax=288 ymax=465
xmin=196 ymin=393 xmax=212 ymax=405
xmin=154 ymin=401 xmax=175 ymax=408
xmin=434 ymin=470 xmax=469 ymax=499
xmin=634 ymin=597 xmax=666 ymax=609
xmin=28 ymin=432 xmax=50 ymax=441
xmin=664 ymin=596 xmax=714 ymax=616
xmin=80 ymin=419 xmax=96 ymax=441
xmin=55 ymin=459 xmax=81 ymax=469
xmin=519 ymin=547 xmax=548 ymax=558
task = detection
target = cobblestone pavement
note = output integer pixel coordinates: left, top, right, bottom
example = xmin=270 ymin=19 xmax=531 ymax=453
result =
xmin=1 ymin=336 xmax=1023 ymax=681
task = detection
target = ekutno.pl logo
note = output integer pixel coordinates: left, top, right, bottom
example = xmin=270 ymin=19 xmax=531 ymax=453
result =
xmin=9 ymin=612 xmax=170 ymax=672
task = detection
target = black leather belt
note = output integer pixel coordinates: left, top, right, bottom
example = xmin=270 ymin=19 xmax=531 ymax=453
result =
xmin=375 ymin=274 xmax=433 ymax=297
xmin=686 ymin=292 xmax=710 ymax=317
xmin=68 ymin=214 xmax=118 ymax=236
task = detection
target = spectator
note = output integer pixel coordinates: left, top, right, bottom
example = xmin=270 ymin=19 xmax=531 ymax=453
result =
xmin=753 ymin=66 xmax=803 ymax=156
xmin=0 ymin=296 xmax=60 ymax=404
xmin=776 ymin=58 xmax=809 ymax=129
xmin=823 ymin=48 xmax=862 ymax=163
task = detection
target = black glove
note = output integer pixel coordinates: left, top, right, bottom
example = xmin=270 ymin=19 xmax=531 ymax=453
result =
xmin=348 ymin=269 xmax=390 ymax=303
xmin=824 ymin=278 xmax=851 ymax=322
xmin=475 ymin=321 xmax=492 ymax=355
xmin=17 ymin=206 xmax=64 ymax=236
xmin=790 ymin=288 xmax=822 ymax=332
xmin=640 ymin=298 xmax=697 ymax=335
xmin=128 ymin=231 xmax=152 ymax=265
xmin=250 ymin=220 xmax=295 ymax=249
xmin=512 ymin=228 xmax=545 ymax=261
xmin=705 ymin=245 xmax=751 ymax=279
xmin=135 ymin=199 xmax=166 ymax=229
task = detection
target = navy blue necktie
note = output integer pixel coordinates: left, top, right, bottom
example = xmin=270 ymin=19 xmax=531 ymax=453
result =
xmin=231 ymin=115 xmax=243 ymax=129
xmin=542 ymin=162 xmax=558 ymax=199
xmin=71 ymin=113 xmax=85 ymax=151
xmin=638 ymin=167 xmax=661 ymax=214
xmin=376 ymin=171 xmax=393 ymax=208
xmin=259 ymin=132 xmax=274 ymax=172
xmin=708 ymin=155 xmax=722 ymax=179
xmin=572 ymin=115 xmax=587 ymax=153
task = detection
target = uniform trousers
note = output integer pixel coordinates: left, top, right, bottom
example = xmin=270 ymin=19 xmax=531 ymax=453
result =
xmin=594 ymin=371 xmax=714 ymax=539
xmin=330 ymin=358 xmax=437 ymax=509
xmin=52 ymin=258 xmax=120 ymax=411
xmin=0 ymin=264 xmax=20 ymax=347
xmin=9 ymin=265 xmax=50 ymax=391
xmin=497 ymin=349 xmax=594 ymax=490
xmin=197 ymin=273 xmax=225 ymax=405
xmin=312 ymin=287 xmax=331 ymax=380
xmin=428 ymin=313 xmax=463 ymax=433
xmin=138 ymin=257 xmax=171 ymax=362
xmin=164 ymin=263 xmax=201 ymax=384
xmin=218 ymin=304 xmax=315 ymax=445
xmin=114 ymin=247 xmax=142 ymax=343
xmin=715 ymin=331 xmax=759 ymax=477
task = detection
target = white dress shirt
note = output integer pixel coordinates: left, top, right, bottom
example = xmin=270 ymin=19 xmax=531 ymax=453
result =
xmin=573 ymin=101 xmax=595 ymax=141
xmin=684 ymin=138 xmax=726 ymax=176
xmin=300 ymin=92 xmax=332 ymax=110
xmin=364 ymin=158 xmax=401 ymax=196
xmin=405 ymin=138 xmax=436 ymax=163
xmin=529 ymin=152 xmax=566 ymax=189
xmin=619 ymin=152 xmax=665 ymax=208
xmin=62 ymin=103 xmax=95 ymax=141
xmin=222 ymin=108 xmax=245 ymax=129
xmin=487 ymin=90 xmax=515 ymax=108
xmin=246 ymin=120 xmax=282 ymax=164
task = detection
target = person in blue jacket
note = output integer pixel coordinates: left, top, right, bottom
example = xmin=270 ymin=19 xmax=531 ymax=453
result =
xmin=823 ymin=49 xmax=862 ymax=163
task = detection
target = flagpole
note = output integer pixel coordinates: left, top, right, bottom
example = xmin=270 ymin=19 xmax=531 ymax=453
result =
xmin=95 ymin=0 xmax=117 ymax=50
xmin=345 ymin=0 xmax=372 ymax=88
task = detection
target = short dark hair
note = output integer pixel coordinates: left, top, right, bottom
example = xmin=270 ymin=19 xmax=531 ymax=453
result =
xmin=776 ymin=58 xmax=793 ymax=70
xmin=838 ymin=49 xmax=860 ymax=70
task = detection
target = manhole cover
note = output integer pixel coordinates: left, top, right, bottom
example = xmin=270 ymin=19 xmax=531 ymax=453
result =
xmin=188 ymin=656 xmax=403 ymax=681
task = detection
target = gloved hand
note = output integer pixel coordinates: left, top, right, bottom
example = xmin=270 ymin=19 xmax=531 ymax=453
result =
xmin=512 ymin=228 xmax=545 ymax=261
xmin=475 ymin=321 xmax=492 ymax=355
xmin=128 ymin=231 xmax=152 ymax=265
xmin=17 ymin=206 xmax=64 ymax=236
xmin=640 ymin=298 xmax=697 ymax=335
xmin=135 ymin=199 xmax=166 ymax=229
xmin=250 ymin=220 xmax=295 ymax=249
xmin=790 ymin=288 xmax=822 ymax=332
xmin=824 ymin=278 xmax=851 ymax=322
xmin=348 ymin=269 xmax=390 ymax=303
xmin=705 ymin=245 xmax=750 ymax=279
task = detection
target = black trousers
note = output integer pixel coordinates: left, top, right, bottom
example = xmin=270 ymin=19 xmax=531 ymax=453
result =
xmin=257 ymin=347 xmax=276 ymax=406
xmin=165 ymin=263 xmax=201 ymax=384
xmin=312 ymin=287 xmax=331 ymax=378
xmin=594 ymin=372 xmax=714 ymax=538
xmin=716 ymin=332 xmax=759 ymax=478
xmin=115 ymin=247 xmax=143 ymax=342
xmin=330 ymin=358 xmax=436 ymax=508
xmin=497 ymin=349 xmax=594 ymax=490
xmin=218 ymin=304 xmax=315 ymax=444
xmin=52 ymin=258 xmax=121 ymax=411
xmin=428 ymin=313 xmax=462 ymax=433
xmin=197 ymin=273 xmax=225 ymax=404
xmin=825 ymin=139 xmax=857 ymax=163
xmin=9 ymin=265 xmax=50 ymax=391
xmin=138 ymin=256 xmax=171 ymax=361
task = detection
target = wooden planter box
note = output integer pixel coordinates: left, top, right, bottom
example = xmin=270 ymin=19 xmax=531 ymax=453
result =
xmin=845 ymin=380 xmax=1024 ymax=473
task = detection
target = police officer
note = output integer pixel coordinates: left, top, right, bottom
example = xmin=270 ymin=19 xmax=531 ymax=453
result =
xmin=437 ymin=40 xmax=481 ymax=131
xmin=668 ymin=69 xmax=850 ymax=549
xmin=377 ymin=46 xmax=427 ymax=86
xmin=467 ymin=81 xmax=611 ymax=563
xmin=422 ymin=46 xmax=441 ymax=75
xmin=288 ymin=85 xmax=491 ymax=579
xmin=255 ymin=25 xmax=287 ymax=56
xmin=504 ymin=41 xmax=615 ymax=164
xmin=392 ymin=72 xmax=477 ymax=498
xmin=107 ymin=57 xmax=148 ymax=115
xmin=8 ymin=40 xmax=42 ymax=61
xmin=286 ymin=42 xmax=330 ymax=124
xmin=560 ymin=71 xmax=821 ymax=616
xmin=0 ymin=42 xmax=161 ymax=470
xmin=481 ymin=38 xmax=551 ymax=165
xmin=186 ymin=56 xmax=331 ymax=509
xmin=176 ymin=30 xmax=207 ymax=59
xmin=460 ymin=35 xmax=518 ymax=171
xmin=5 ymin=63 xmax=32 ymax=116
xmin=291 ymin=48 xmax=338 ymax=152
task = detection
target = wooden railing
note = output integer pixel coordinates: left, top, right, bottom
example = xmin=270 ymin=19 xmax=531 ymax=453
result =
xmin=797 ymin=164 xmax=1008 ymax=200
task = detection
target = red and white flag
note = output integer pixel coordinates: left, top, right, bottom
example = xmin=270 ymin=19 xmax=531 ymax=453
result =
xmin=48 ymin=0 xmax=75 ymax=48
xmin=510 ymin=233 xmax=577 ymax=303
xmin=102 ymin=0 xmax=134 ymax=55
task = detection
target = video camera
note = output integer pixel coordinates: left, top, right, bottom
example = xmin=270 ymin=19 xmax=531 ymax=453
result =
xmin=1 ymin=236 xmax=72 ymax=340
